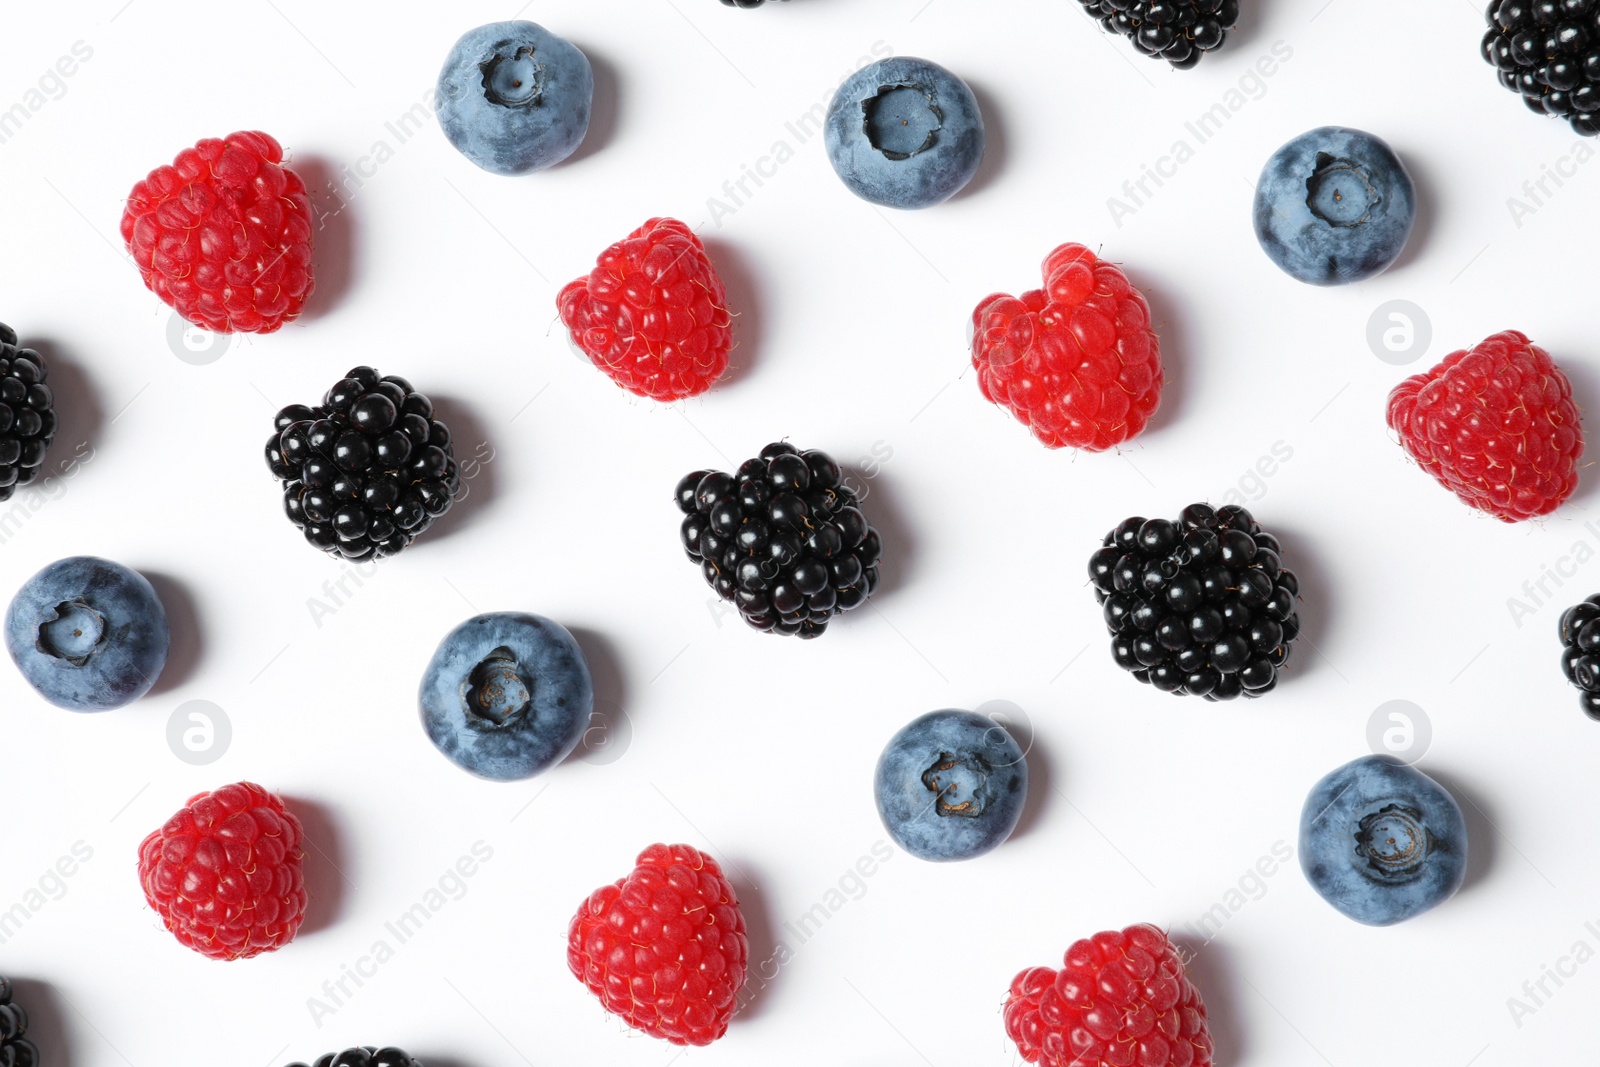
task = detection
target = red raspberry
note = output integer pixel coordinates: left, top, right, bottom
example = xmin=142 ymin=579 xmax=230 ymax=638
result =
xmin=121 ymin=131 xmax=315 ymax=334
xmin=1004 ymin=923 xmax=1212 ymax=1067
xmin=558 ymin=218 xmax=733 ymax=401
xmin=1387 ymin=329 xmax=1584 ymax=522
xmin=567 ymin=843 xmax=748 ymax=1046
xmin=137 ymin=782 xmax=307 ymax=961
xmin=972 ymin=243 xmax=1163 ymax=451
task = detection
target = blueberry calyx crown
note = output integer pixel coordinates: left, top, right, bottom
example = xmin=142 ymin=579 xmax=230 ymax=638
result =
xmin=464 ymin=646 xmax=533 ymax=725
xmin=1353 ymin=802 xmax=1433 ymax=883
xmin=861 ymin=83 xmax=942 ymax=160
xmin=922 ymin=751 xmax=992 ymax=818
xmin=480 ymin=41 xmax=544 ymax=108
xmin=1306 ymin=152 xmax=1381 ymax=228
xmin=36 ymin=598 xmax=107 ymax=668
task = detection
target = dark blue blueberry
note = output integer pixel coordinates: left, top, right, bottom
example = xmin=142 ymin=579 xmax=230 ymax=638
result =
xmin=5 ymin=556 xmax=169 ymax=712
xmin=1299 ymin=755 xmax=1467 ymax=926
xmin=437 ymin=21 xmax=593 ymax=176
xmin=1252 ymin=126 xmax=1416 ymax=286
xmin=419 ymin=613 xmax=593 ymax=781
xmin=825 ymin=57 xmax=985 ymax=209
xmin=874 ymin=709 xmax=1028 ymax=861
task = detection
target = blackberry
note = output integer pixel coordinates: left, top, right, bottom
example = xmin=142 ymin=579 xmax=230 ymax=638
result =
xmin=1089 ymin=503 xmax=1300 ymax=700
xmin=1483 ymin=0 xmax=1600 ymax=135
xmin=720 ymin=0 xmax=787 ymax=6
xmin=266 ymin=367 xmax=460 ymax=562
xmin=675 ymin=442 xmax=882 ymax=639
xmin=1076 ymin=0 xmax=1239 ymax=69
xmin=0 ymin=978 xmax=39 ymax=1067
xmin=1558 ymin=595 xmax=1600 ymax=718
xmin=0 ymin=324 xmax=57 ymax=503
xmin=288 ymin=1049 xmax=419 ymax=1067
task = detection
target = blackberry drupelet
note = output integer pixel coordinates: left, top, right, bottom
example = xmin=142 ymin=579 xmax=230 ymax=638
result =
xmin=1558 ymin=595 xmax=1600 ymax=718
xmin=720 ymin=0 xmax=786 ymax=6
xmin=1483 ymin=0 xmax=1600 ymax=135
xmin=0 ymin=978 xmax=39 ymax=1067
xmin=676 ymin=442 xmax=881 ymax=639
xmin=266 ymin=367 xmax=460 ymax=562
xmin=288 ymin=1049 xmax=420 ymax=1067
xmin=0 ymin=324 xmax=57 ymax=503
xmin=1076 ymin=0 xmax=1239 ymax=68
xmin=1089 ymin=503 xmax=1300 ymax=700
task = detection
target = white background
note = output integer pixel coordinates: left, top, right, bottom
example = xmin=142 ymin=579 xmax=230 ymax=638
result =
xmin=0 ymin=0 xmax=1596 ymax=1064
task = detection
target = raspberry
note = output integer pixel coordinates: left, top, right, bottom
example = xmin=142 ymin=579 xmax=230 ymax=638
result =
xmin=1387 ymin=330 xmax=1584 ymax=522
xmin=558 ymin=218 xmax=732 ymax=401
xmin=971 ymin=243 xmax=1163 ymax=452
xmin=1004 ymin=924 xmax=1213 ymax=1067
xmin=567 ymin=843 xmax=748 ymax=1046
xmin=121 ymin=131 xmax=314 ymax=334
xmin=137 ymin=782 xmax=307 ymax=961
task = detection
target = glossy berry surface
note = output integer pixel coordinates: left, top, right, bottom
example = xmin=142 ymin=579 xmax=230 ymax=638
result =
xmin=5 ymin=556 xmax=169 ymax=712
xmin=437 ymin=21 xmax=593 ymax=175
xmin=0 ymin=323 xmax=57 ymax=502
xmin=121 ymin=131 xmax=313 ymax=333
xmin=0 ymin=978 xmax=39 ymax=1067
xmin=825 ymin=57 xmax=985 ymax=209
xmin=875 ymin=709 xmax=1029 ymax=861
xmin=1090 ymin=503 xmax=1300 ymax=700
xmin=675 ymin=442 xmax=882 ymax=639
xmin=267 ymin=366 xmax=461 ymax=561
xmin=1252 ymin=126 xmax=1415 ymax=286
xmin=972 ymin=243 xmax=1163 ymax=451
xmin=568 ymin=843 xmax=748 ymax=1046
xmin=1558 ymin=595 xmax=1600 ymax=718
xmin=287 ymin=1048 xmax=420 ymax=1067
xmin=721 ymin=0 xmax=787 ymax=5
xmin=558 ymin=218 xmax=732 ymax=400
xmin=1483 ymin=0 xmax=1600 ymax=134
xmin=1076 ymin=0 xmax=1239 ymax=68
xmin=138 ymin=782 xmax=307 ymax=960
xmin=419 ymin=612 xmax=594 ymax=781
xmin=1299 ymin=755 xmax=1467 ymax=926
xmin=1388 ymin=330 xmax=1582 ymax=522
xmin=1004 ymin=923 xmax=1213 ymax=1067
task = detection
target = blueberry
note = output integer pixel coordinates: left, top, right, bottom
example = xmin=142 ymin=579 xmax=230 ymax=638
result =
xmin=436 ymin=21 xmax=593 ymax=176
xmin=874 ymin=709 xmax=1028 ymax=861
xmin=419 ymin=613 xmax=593 ymax=781
xmin=1252 ymin=126 xmax=1416 ymax=286
xmin=1298 ymin=755 xmax=1467 ymax=926
xmin=824 ymin=57 xmax=985 ymax=209
xmin=5 ymin=557 xmax=169 ymax=712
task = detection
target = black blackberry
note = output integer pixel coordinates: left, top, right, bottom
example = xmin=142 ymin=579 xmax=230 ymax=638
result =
xmin=288 ymin=1048 xmax=419 ymax=1067
xmin=0 ymin=324 xmax=57 ymax=503
xmin=675 ymin=442 xmax=882 ymax=639
xmin=0 ymin=978 xmax=39 ymax=1067
xmin=1483 ymin=0 xmax=1600 ymax=135
xmin=720 ymin=0 xmax=786 ymax=6
xmin=1077 ymin=0 xmax=1239 ymax=69
xmin=1089 ymin=503 xmax=1300 ymax=700
xmin=266 ymin=367 xmax=460 ymax=562
xmin=1558 ymin=595 xmax=1600 ymax=717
